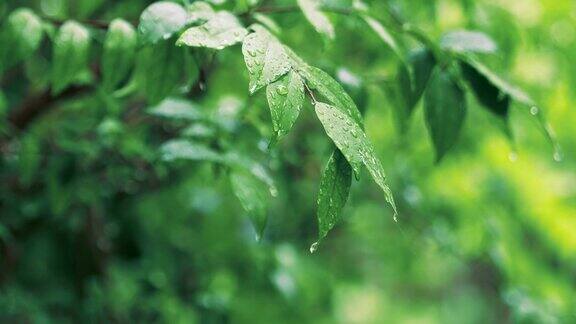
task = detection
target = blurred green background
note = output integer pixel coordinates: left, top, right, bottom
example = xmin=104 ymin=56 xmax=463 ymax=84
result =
xmin=1 ymin=0 xmax=576 ymax=322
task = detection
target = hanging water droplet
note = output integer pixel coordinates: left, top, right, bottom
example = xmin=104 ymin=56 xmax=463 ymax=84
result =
xmin=276 ymin=85 xmax=288 ymax=95
xmin=309 ymin=242 xmax=319 ymax=254
xmin=530 ymin=106 xmax=539 ymax=116
xmin=393 ymin=213 xmax=398 ymax=222
xmin=553 ymin=148 xmax=563 ymax=162
xmin=508 ymin=152 xmax=518 ymax=162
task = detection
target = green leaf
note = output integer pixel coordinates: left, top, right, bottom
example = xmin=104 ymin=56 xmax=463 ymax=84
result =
xmin=102 ymin=19 xmax=137 ymax=92
xmin=297 ymin=65 xmax=363 ymax=127
xmin=0 ymin=8 xmax=44 ymax=73
xmin=134 ymin=41 xmax=183 ymax=104
xmin=297 ymin=0 xmax=335 ymax=39
xmin=441 ymin=30 xmax=497 ymax=54
xmin=51 ymin=21 xmax=91 ymax=95
xmin=177 ymin=12 xmax=247 ymax=50
xmin=148 ymin=97 xmax=204 ymax=120
xmin=316 ymin=149 xmax=352 ymax=243
xmin=230 ymin=169 xmax=270 ymax=239
xmin=160 ymin=139 xmax=223 ymax=162
xmin=242 ymin=29 xmax=291 ymax=94
xmin=138 ymin=1 xmax=188 ymax=44
xmin=362 ymin=15 xmax=403 ymax=61
xmin=460 ymin=60 xmax=510 ymax=118
xmin=266 ymin=70 xmax=304 ymax=139
xmin=314 ymin=102 xmax=396 ymax=216
xmin=424 ymin=68 xmax=467 ymax=162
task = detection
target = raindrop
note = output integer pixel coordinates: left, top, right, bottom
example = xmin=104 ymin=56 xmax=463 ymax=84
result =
xmin=530 ymin=106 xmax=539 ymax=116
xmin=553 ymin=148 xmax=563 ymax=162
xmin=393 ymin=213 xmax=398 ymax=222
xmin=508 ymin=152 xmax=518 ymax=162
xmin=276 ymin=85 xmax=288 ymax=95
xmin=309 ymin=242 xmax=319 ymax=254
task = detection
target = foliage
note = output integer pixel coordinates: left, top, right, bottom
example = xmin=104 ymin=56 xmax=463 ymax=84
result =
xmin=1 ymin=0 xmax=574 ymax=322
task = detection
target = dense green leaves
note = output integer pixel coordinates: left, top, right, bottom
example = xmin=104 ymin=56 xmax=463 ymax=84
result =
xmin=0 ymin=8 xmax=44 ymax=73
xmin=242 ymin=29 xmax=291 ymax=94
xmin=51 ymin=21 xmax=91 ymax=95
xmin=441 ymin=30 xmax=497 ymax=54
xmin=424 ymin=69 xmax=467 ymax=162
xmin=266 ymin=70 xmax=305 ymax=140
xmin=102 ymin=19 xmax=137 ymax=92
xmin=316 ymin=150 xmax=352 ymax=244
xmin=315 ymin=102 xmax=396 ymax=216
xmin=177 ymin=12 xmax=247 ymax=49
xmin=138 ymin=1 xmax=188 ymax=44
xmin=297 ymin=0 xmax=335 ymax=39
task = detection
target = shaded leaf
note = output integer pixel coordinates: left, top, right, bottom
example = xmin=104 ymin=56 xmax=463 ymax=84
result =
xmin=177 ymin=12 xmax=247 ymax=49
xmin=297 ymin=0 xmax=335 ymax=39
xmin=424 ymin=68 xmax=467 ymax=162
xmin=317 ymin=149 xmax=352 ymax=242
xmin=242 ymin=29 xmax=291 ymax=94
xmin=266 ymin=70 xmax=304 ymax=139
xmin=362 ymin=15 xmax=403 ymax=61
xmin=102 ymin=19 xmax=137 ymax=92
xmin=0 ymin=8 xmax=44 ymax=73
xmin=138 ymin=1 xmax=188 ymax=44
xmin=51 ymin=21 xmax=91 ymax=95
xmin=315 ymin=102 xmax=397 ymax=216
xmin=441 ymin=30 xmax=497 ymax=54
xmin=230 ymin=169 xmax=270 ymax=239
xmin=460 ymin=60 xmax=511 ymax=117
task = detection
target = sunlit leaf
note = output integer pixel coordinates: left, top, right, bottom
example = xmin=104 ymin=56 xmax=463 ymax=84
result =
xmin=297 ymin=0 xmax=335 ymax=39
xmin=51 ymin=21 xmax=91 ymax=95
xmin=138 ymin=1 xmax=188 ymax=44
xmin=148 ymin=97 xmax=204 ymax=120
xmin=0 ymin=8 xmax=44 ymax=73
xmin=102 ymin=19 xmax=137 ymax=92
xmin=441 ymin=30 xmax=497 ymax=54
xmin=177 ymin=12 xmax=247 ymax=49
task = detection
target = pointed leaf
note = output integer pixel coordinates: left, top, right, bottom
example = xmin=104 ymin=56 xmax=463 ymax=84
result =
xmin=441 ymin=30 xmax=497 ymax=54
xmin=0 ymin=8 xmax=44 ymax=73
xmin=315 ymin=102 xmax=396 ymax=215
xmin=317 ymin=149 xmax=352 ymax=241
xmin=51 ymin=21 xmax=91 ymax=95
xmin=102 ymin=19 xmax=137 ymax=92
xmin=177 ymin=12 xmax=247 ymax=49
xmin=242 ymin=30 xmax=291 ymax=94
xmin=424 ymin=69 xmax=467 ymax=161
xmin=460 ymin=60 xmax=510 ymax=117
xmin=138 ymin=1 xmax=188 ymax=44
xmin=297 ymin=0 xmax=335 ymax=39
xmin=266 ymin=70 xmax=304 ymax=139
xmin=230 ymin=169 xmax=270 ymax=238
xmin=362 ymin=15 xmax=403 ymax=61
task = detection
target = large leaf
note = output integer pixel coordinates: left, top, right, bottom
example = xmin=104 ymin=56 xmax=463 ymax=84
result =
xmin=424 ymin=68 xmax=467 ymax=162
xmin=266 ymin=70 xmax=304 ymax=139
xmin=134 ymin=41 xmax=183 ymax=104
xmin=138 ymin=1 xmax=188 ymax=44
xmin=0 ymin=8 xmax=44 ymax=73
xmin=315 ymin=102 xmax=396 ymax=216
xmin=177 ymin=12 xmax=247 ymax=50
xmin=230 ymin=169 xmax=270 ymax=239
xmin=242 ymin=29 xmax=291 ymax=94
xmin=440 ymin=30 xmax=497 ymax=54
xmin=316 ymin=149 xmax=352 ymax=243
xmin=51 ymin=21 xmax=91 ymax=95
xmin=297 ymin=0 xmax=335 ymax=39
xmin=102 ymin=19 xmax=137 ymax=92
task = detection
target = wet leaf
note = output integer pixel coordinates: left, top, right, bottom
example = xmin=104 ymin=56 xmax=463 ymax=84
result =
xmin=297 ymin=0 xmax=335 ymax=39
xmin=139 ymin=1 xmax=188 ymax=44
xmin=266 ymin=70 xmax=304 ymax=139
xmin=441 ymin=30 xmax=497 ymax=54
xmin=230 ymin=169 xmax=270 ymax=239
xmin=177 ymin=12 xmax=247 ymax=49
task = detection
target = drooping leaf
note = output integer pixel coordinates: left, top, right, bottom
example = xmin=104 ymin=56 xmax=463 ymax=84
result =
xmin=51 ymin=21 xmax=91 ymax=95
xmin=298 ymin=65 xmax=363 ymax=127
xmin=134 ymin=41 xmax=183 ymax=104
xmin=0 ymin=8 xmax=44 ymax=73
xmin=138 ymin=1 xmax=188 ymax=44
xmin=460 ymin=60 xmax=511 ymax=118
xmin=266 ymin=70 xmax=304 ymax=139
xmin=102 ymin=19 xmax=137 ymax=92
xmin=230 ymin=169 xmax=270 ymax=239
xmin=440 ymin=30 xmax=497 ymax=54
xmin=242 ymin=29 xmax=291 ymax=94
xmin=316 ymin=149 xmax=352 ymax=242
xmin=424 ymin=68 xmax=467 ymax=162
xmin=297 ymin=0 xmax=335 ymax=39
xmin=148 ymin=97 xmax=204 ymax=120
xmin=177 ymin=12 xmax=247 ymax=50
xmin=362 ymin=15 xmax=403 ymax=61
xmin=315 ymin=102 xmax=397 ymax=216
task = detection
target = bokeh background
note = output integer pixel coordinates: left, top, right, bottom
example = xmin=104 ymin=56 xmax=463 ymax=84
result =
xmin=1 ymin=0 xmax=575 ymax=322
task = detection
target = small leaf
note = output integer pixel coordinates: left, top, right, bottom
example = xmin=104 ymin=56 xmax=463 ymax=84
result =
xmin=148 ymin=97 xmax=204 ymax=120
xmin=297 ymin=0 xmax=335 ymax=39
xmin=160 ymin=139 xmax=223 ymax=162
xmin=317 ymin=149 xmax=352 ymax=242
xmin=266 ymin=70 xmax=304 ymax=139
xmin=298 ymin=65 xmax=363 ymax=127
xmin=0 ymin=8 xmax=44 ymax=73
xmin=177 ymin=12 xmax=247 ymax=49
xmin=424 ymin=68 xmax=467 ymax=162
xmin=315 ymin=102 xmax=396 ymax=216
xmin=440 ymin=30 xmax=497 ymax=54
xmin=134 ymin=41 xmax=183 ymax=104
xmin=51 ymin=21 xmax=91 ymax=95
xmin=138 ymin=1 xmax=188 ymax=44
xmin=102 ymin=19 xmax=137 ymax=92
xmin=230 ymin=169 xmax=270 ymax=238
xmin=242 ymin=29 xmax=291 ymax=94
